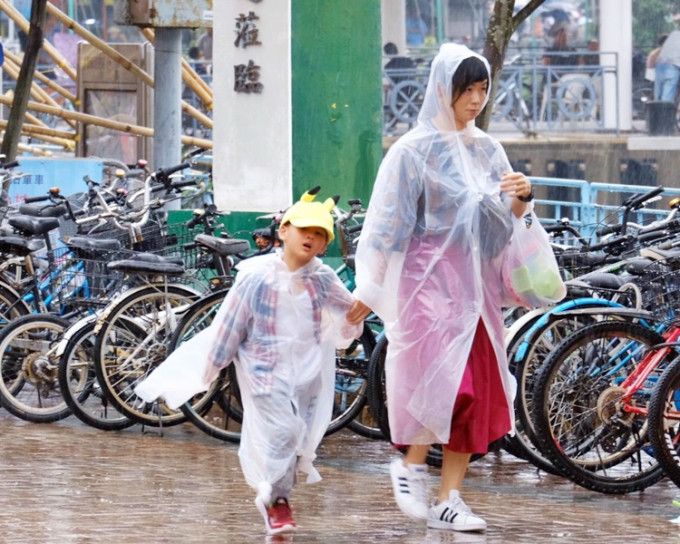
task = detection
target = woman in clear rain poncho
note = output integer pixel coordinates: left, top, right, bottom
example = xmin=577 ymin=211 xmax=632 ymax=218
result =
xmin=347 ymin=44 xmax=533 ymax=533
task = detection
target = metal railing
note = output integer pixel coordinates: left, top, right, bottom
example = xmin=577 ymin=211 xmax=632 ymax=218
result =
xmin=530 ymin=177 xmax=680 ymax=243
xmin=382 ymin=50 xmax=621 ymax=136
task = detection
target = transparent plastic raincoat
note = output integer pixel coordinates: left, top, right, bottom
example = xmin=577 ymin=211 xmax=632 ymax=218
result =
xmin=354 ymin=44 xmax=521 ymax=446
xmin=137 ymin=251 xmax=360 ymax=496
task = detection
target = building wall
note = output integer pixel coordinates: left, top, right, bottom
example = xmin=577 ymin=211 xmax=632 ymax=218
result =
xmin=291 ymin=0 xmax=383 ymax=205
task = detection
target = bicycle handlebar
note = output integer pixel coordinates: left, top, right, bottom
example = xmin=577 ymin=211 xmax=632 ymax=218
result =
xmin=621 ymin=185 xmax=664 ymax=210
xmin=23 ymin=194 xmax=51 ymax=204
xmin=344 ymin=223 xmax=363 ymax=235
xmin=152 ymin=161 xmax=192 ymax=183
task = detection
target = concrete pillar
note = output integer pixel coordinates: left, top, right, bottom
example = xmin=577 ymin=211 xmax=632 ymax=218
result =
xmin=382 ymin=0 xmax=406 ymax=53
xmin=153 ymin=27 xmax=182 ymax=171
xmin=213 ymin=1 xmax=292 ymax=213
xmin=212 ymin=1 xmax=382 ymax=213
xmin=600 ymin=0 xmax=632 ymax=131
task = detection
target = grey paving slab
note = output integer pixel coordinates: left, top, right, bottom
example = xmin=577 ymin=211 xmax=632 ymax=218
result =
xmin=0 ymin=415 xmax=679 ymax=543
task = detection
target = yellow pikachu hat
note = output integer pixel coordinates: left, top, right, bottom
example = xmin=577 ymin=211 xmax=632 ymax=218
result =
xmin=281 ymin=186 xmax=339 ymax=242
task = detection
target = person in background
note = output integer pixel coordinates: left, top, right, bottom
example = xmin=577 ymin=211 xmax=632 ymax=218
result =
xmin=384 ymin=42 xmax=416 ymax=85
xmin=581 ymin=39 xmax=600 ymax=66
xmin=197 ymin=26 xmax=213 ymax=61
xmin=543 ymin=26 xmax=580 ymax=67
xmin=347 ymin=44 xmax=532 ymax=533
xmin=647 ymin=34 xmax=669 ymax=83
xmin=188 ymin=45 xmax=207 ymax=76
xmin=654 ymin=29 xmax=680 ymax=101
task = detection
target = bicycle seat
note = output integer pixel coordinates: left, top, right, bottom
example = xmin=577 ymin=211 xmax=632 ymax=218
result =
xmin=0 ymin=235 xmax=44 ymax=256
xmin=194 ymin=234 xmax=250 ymax=256
xmin=107 ymin=253 xmax=185 ymax=276
xmin=576 ymin=271 xmax=627 ymax=290
xmin=63 ymin=236 xmax=122 ymax=256
xmin=8 ymin=215 xmax=59 ymax=236
xmin=18 ymin=202 xmax=69 ymax=218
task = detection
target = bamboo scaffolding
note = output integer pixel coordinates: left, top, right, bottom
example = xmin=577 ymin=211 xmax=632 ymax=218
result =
xmin=181 ymin=58 xmax=213 ymax=110
xmin=5 ymin=89 xmax=54 ymax=130
xmin=3 ymin=58 xmax=77 ymax=129
xmin=46 ymin=6 xmax=212 ymax=129
xmin=3 ymin=49 xmax=77 ymax=104
xmin=16 ymin=143 xmax=53 ymax=156
xmin=24 ymin=111 xmax=50 ymax=129
xmin=0 ymin=1 xmax=77 ymax=81
xmin=0 ymin=120 xmax=75 ymax=141
xmin=0 ymin=95 xmax=212 ymax=149
xmin=0 ymin=2 xmax=213 ymax=151
xmin=45 ymin=2 xmax=154 ymax=87
xmin=20 ymin=129 xmax=74 ymax=150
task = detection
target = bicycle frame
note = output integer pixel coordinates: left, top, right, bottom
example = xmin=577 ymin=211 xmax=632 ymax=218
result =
xmin=621 ymin=325 xmax=680 ymax=416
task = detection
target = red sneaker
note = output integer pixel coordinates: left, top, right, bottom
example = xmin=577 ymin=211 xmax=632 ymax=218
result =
xmin=259 ymin=497 xmax=297 ymax=535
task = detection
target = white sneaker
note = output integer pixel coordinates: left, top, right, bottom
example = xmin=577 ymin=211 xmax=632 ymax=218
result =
xmin=427 ymin=490 xmax=487 ymax=532
xmin=389 ymin=458 xmax=429 ymax=520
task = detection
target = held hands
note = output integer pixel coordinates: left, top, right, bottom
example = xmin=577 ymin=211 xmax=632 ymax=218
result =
xmin=346 ymin=299 xmax=372 ymax=325
xmin=500 ymin=172 xmax=532 ymax=200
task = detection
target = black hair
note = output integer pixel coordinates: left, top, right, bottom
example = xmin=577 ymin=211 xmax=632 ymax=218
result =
xmin=384 ymin=42 xmax=398 ymax=55
xmin=451 ymin=56 xmax=489 ymax=103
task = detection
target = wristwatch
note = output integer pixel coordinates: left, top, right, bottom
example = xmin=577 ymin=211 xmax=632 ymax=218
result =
xmin=517 ymin=189 xmax=534 ymax=202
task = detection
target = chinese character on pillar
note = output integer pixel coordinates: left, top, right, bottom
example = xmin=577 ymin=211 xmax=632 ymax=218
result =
xmin=233 ymin=4 xmax=263 ymax=94
xmin=234 ymin=12 xmax=261 ymax=48
xmin=234 ymin=59 xmax=263 ymax=93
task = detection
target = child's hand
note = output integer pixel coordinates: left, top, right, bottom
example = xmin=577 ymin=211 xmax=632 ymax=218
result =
xmin=500 ymin=172 xmax=532 ymax=200
xmin=346 ymin=300 xmax=372 ymax=325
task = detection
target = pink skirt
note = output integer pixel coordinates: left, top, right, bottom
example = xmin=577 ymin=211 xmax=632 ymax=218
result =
xmin=445 ymin=319 xmax=511 ymax=454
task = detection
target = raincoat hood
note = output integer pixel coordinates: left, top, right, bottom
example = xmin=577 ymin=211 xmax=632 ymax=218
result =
xmin=417 ymin=43 xmax=491 ymax=131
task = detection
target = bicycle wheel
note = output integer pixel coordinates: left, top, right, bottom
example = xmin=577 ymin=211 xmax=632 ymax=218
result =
xmin=0 ymin=314 xmax=71 ymax=423
xmin=0 ymin=282 xmax=31 ymax=329
xmin=555 ymin=76 xmax=597 ymax=121
xmin=94 ymin=284 xmax=200 ymax=427
xmin=632 ymin=83 xmax=653 ymax=120
xmin=648 ymin=354 xmax=680 ymax=487
xmin=326 ymin=323 xmax=379 ymax=437
xmin=58 ymin=317 xmax=135 ymax=431
xmin=180 ymin=365 xmax=243 ymax=443
xmin=532 ymin=320 xmax=670 ymax=494
xmin=367 ymin=334 xmax=390 ymax=439
xmin=510 ymin=312 xmax=604 ymax=475
xmin=169 ymin=289 xmax=243 ymax=443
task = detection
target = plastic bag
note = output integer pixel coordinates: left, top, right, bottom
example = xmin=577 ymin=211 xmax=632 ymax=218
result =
xmin=502 ymin=212 xmax=566 ymax=308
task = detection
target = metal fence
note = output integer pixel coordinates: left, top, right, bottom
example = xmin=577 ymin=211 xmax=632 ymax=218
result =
xmin=383 ymin=50 xmax=627 ymax=136
xmin=531 ymin=176 xmax=680 ymax=244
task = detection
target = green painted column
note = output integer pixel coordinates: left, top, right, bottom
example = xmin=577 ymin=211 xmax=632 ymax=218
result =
xmin=291 ymin=0 xmax=383 ymax=206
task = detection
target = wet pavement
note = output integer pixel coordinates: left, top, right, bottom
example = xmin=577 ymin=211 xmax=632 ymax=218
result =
xmin=2 ymin=415 xmax=680 ymax=544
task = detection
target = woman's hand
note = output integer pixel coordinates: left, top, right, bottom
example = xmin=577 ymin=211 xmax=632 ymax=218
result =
xmin=500 ymin=171 xmax=532 ymax=200
xmin=346 ymin=300 xmax=372 ymax=325
xmin=501 ymin=172 xmax=532 ymax=218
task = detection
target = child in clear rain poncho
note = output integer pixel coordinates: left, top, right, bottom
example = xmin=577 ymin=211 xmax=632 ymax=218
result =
xmin=136 ymin=188 xmax=362 ymax=536
xmin=347 ymin=44 xmax=538 ymax=533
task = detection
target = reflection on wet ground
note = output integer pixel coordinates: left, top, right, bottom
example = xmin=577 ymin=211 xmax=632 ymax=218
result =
xmin=1 ymin=415 xmax=679 ymax=543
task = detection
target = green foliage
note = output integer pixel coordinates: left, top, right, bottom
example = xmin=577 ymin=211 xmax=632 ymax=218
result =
xmin=633 ymin=0 xmax=680 ymax=51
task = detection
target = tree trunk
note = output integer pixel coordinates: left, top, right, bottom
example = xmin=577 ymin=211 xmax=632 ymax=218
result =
xmin=476 ymin=0 xmax=546 ymax=131
xmin=1 ymin=0 xmax=48 ymax=179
